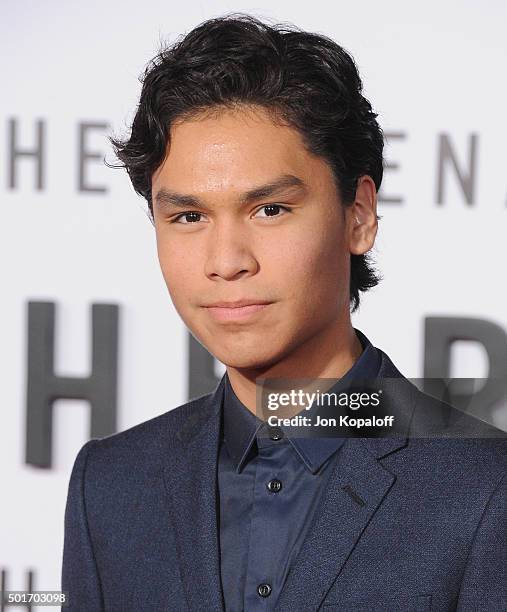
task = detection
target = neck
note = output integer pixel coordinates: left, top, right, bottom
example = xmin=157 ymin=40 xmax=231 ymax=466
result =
xmin=225 ymin=319 xmax=362 ymax=416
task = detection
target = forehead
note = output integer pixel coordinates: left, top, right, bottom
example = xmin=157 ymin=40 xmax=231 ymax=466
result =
xmin=152 ymin=105 xmax=333 ymax=195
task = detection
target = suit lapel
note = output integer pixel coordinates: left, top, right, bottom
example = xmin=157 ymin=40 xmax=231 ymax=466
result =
xmin=162 ymin=377 xmax=226 ymax=612
xmin=275 ymin=351 xmax=417 ymax=611
xmin=274 ymin=438 xmax=399 ymax=611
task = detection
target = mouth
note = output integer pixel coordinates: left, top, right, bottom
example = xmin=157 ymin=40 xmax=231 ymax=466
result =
xmin=203 ymin=300 xmax=273 ymax=322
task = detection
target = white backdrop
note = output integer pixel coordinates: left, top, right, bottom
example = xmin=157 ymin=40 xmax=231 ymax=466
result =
xmin=2 ymin=0 xmax=506 ymax=603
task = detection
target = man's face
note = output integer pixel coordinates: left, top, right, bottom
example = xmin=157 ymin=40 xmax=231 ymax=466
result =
xmin=152 ymin=105 xmax=355 ymax=370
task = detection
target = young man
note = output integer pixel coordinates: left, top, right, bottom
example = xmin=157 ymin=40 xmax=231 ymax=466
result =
xmin=62 ymin=14 xmax=506 ymax=612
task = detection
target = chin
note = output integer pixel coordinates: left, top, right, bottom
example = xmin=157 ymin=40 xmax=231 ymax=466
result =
xmin=211 ymin=344 xmax=282 ymax=372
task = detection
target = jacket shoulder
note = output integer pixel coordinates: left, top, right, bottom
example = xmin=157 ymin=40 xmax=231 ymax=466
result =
xmin=403 ymin=388 xmax=507 ymax=488
xmin=377 ymin=347 xmax=507 ymax=478
xmin=82 ymin=389 xmax=218 ymax=469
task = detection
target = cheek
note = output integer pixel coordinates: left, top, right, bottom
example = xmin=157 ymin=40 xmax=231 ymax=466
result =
xmin=278 ymin=228 xmax=347 ymax=299
xmin=156 ymin=237 xmax=197 ymax=305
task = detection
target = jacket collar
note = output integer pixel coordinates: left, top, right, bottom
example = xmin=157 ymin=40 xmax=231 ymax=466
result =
xmin=222 ymin=328 xmax=385 ymax=474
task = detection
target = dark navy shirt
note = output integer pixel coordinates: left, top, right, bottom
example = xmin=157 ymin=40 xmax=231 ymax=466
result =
xmin=217 ymin=329 xmax=381 ymax=611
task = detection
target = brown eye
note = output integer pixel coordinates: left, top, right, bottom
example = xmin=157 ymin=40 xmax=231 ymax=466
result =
xmin=174 ymin=212 xmax=202 ymax=224
xmin=254 ymin=204 xmax=289 ymax=218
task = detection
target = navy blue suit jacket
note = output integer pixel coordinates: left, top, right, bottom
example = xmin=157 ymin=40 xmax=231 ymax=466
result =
xmin=62 ymin=349 xmax=507 ymax=611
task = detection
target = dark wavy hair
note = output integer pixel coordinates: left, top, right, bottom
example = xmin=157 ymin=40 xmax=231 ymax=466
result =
xmin=109 ymin=13 xmax=383 ymax=311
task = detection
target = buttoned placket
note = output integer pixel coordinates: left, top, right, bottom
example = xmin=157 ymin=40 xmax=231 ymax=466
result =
xmin=242 ymin=424 xmax=289 ymax=610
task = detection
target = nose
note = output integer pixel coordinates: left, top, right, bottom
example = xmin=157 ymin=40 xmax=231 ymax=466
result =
xmin=204 ymin=221 xmax=259 ymax=281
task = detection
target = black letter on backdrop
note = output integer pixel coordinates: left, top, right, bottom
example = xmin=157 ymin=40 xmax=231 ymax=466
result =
xmin=424 ymin=316 xmax=507 ymax=423
xmin=8 ymin=118 xmax=45 ymax=190
xmin=26 ymin=301 xmax=118 ymax=468
xmin=436 ymin=133 xmax=478 ymax=205
xmin=78 ymin=122 xmax=109 ymax=193
xmin=188 ymin=333 xmax=220 ymax=400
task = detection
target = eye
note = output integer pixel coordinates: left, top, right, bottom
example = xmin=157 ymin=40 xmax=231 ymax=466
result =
xmin=254 ymin=204 xmax=290 ymax=218
xmin=172 ymin=211 xmax=204 ymax=224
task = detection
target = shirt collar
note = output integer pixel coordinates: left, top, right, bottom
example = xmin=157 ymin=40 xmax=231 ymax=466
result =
xmin=222 ymin=328 xmax=381 ymax=474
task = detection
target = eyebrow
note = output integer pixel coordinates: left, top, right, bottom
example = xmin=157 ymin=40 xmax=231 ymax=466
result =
xmin=153 ymin=174 xmax=307 ymax=211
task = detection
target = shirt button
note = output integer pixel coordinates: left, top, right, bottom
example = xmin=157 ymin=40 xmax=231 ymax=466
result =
xmin=268 ymin=426 xmax=283 ymax=441
xmin=257 ymin=583 xmax=272 ymax=598
xmin=267 ymin=478 xmax=283 ymax=493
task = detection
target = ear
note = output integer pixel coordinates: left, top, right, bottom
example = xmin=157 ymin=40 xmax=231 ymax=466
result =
xmin=348 ymin=175 xmax=378 ymax=255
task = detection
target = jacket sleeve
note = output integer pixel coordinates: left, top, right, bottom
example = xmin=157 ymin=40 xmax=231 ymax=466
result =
xmin=456 ymin=472 xmax=507 ymax=611
xmin=61 ymin=439 xmax=105 ymax=611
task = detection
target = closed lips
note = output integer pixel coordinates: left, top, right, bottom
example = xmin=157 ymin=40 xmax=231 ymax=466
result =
xmin=204 ymin=300 xmax=272 ymax=308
